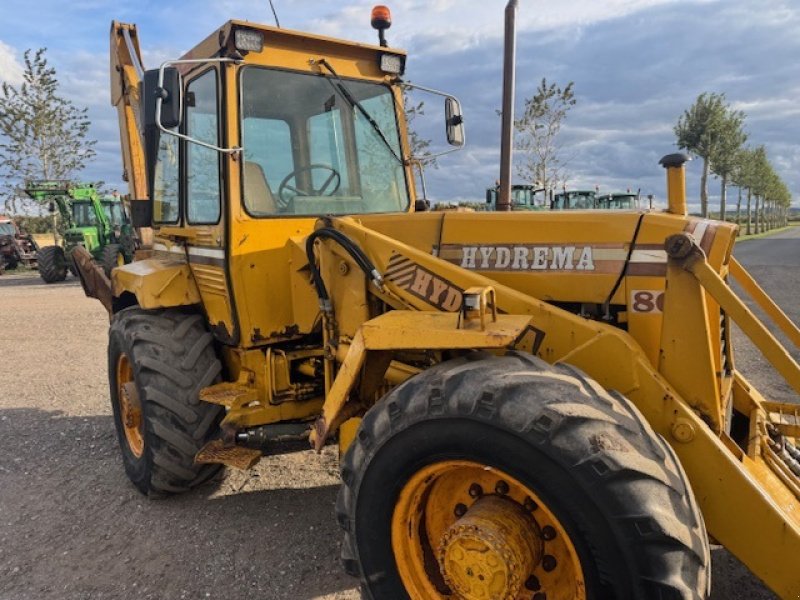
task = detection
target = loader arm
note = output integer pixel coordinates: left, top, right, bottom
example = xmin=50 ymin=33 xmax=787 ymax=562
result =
xmin=312 ymin=216 xmax=800 ymax=598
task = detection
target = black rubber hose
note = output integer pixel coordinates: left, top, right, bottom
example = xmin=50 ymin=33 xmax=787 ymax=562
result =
xmin=305 ymin=228 xmax=383 ymax=310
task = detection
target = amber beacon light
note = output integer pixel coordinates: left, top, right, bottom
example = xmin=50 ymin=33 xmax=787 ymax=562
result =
xmin=371 ymin=5 xmax=392 ymax=46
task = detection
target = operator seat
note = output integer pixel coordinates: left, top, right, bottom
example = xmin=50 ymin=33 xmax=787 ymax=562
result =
xmin=244 ymin=161 xmax=279 ymax=214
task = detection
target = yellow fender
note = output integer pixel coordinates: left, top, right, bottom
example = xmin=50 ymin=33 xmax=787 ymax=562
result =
xmin=112 ymin=258 xmax=201 ymax=310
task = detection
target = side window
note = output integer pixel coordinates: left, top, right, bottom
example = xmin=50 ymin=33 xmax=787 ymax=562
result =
xmin=241 ymin=117 xmax=293 ymax=215
xmin=153 ymin=133 xmax=179 ymax=223
xmin=186 ymin=70 xmax=221 ymax=224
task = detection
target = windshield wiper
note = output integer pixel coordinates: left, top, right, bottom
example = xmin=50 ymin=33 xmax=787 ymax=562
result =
xmin=317 ymin=59 xmax=404 ymax=165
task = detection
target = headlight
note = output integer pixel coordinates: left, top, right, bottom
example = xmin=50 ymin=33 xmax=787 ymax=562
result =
xmin=234 ymin=28 xmax=264 ymax=53
xmin=379 ymin=52 xmax=405 ymax=75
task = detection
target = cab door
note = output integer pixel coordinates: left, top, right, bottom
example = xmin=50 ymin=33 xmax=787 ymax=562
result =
xmin=182 ymin=67 xmax=238 ymax=343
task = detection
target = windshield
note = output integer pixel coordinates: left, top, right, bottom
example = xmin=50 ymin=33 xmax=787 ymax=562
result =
xmin=71 ymin=202 xmax=97 ymax=227
xmin=240 ymin=68 xmax=408 ymax=217
xmin=0 ymin=223 xmax=15 ymax=236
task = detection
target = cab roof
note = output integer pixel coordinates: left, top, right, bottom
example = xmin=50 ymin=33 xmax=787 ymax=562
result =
xmin=181 ymin=19 xmax=406 ymax=62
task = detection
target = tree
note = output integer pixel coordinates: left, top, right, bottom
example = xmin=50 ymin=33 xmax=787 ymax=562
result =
xmin=404 ymin=93 xmax=437 ymax=169
xmin=709 ymin=106 xmax=746 ymax=221
xmin=0 ymin=48 xmax=96 ymax=213
xmin=514 ymin=78 xmax=576 ymax=196
xmin=674 ymin=92 xmax=729 ymax=217
xmin=730 ymin=147 xmax=755 ymax=232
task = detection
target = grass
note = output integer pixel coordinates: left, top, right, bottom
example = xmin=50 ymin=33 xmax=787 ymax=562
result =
xmin=735 ymin=224 xmax=795 ymax=242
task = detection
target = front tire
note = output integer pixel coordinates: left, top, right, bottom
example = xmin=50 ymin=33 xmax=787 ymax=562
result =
xmin=37 ymin=246 xmax=67 ymax=283
xmin=108 ymin=307 xmax=224 ymax=495
xmin=338 ymin=352 xmax=710 ymax=600
xmin=102 ymin=243 xmax=125 ymax=278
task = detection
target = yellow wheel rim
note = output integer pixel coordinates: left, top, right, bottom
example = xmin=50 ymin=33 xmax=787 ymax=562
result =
xmin=116 ymin=353 xmax=144 ymax=458
xmin=391 ymin=460 xmax=586 ymax=600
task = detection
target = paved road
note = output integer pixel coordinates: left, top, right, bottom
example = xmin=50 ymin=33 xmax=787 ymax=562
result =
xmin=735 ymin=225 xmax=800 ymax=267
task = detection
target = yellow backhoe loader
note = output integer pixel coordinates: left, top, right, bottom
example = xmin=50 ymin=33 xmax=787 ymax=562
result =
xmin=74 ymin=4 xmax=800 ymax=598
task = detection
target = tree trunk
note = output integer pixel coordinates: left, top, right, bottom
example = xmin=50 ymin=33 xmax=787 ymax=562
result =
xmin=719 ymin=174 xmax=727 ymax=221
xmin=746 ymin=189 xmax=752 ymax=235
xmin=754 ymin=195 xmax=760 ymax=234
xmin=735 ymin=186 xmax=742 ymax=229
xmin=700 ymin=156 xmax=710 ymax=217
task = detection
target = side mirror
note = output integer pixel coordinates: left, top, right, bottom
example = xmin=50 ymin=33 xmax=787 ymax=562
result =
xmin=445 ymin=97 xmax=465 ymax=147
xmin=142 ymin=67 xmax=182 ymax=130
xmin=129 ymin=199 xmax=153 ymax=228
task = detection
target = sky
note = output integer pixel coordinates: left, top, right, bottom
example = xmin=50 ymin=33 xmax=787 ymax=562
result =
xmin=0 ymin=0 xmax=798 ymax=211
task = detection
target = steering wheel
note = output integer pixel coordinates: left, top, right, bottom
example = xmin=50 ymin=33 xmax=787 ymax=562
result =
xmin=277 ymin=164 xmax=341 ymax=208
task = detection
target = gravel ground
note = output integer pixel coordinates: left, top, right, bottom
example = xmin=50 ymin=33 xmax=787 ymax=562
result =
xmin=0 ymin=228 xmax=796 ymax=599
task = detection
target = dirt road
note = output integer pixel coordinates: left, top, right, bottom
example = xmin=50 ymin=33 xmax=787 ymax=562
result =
xmin=1 ymin=227 xmax=796 ymax=599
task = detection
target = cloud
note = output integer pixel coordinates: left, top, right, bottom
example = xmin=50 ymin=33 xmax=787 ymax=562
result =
xmin=0 ymin=0 xmax=797 ymax=209
xmin=0 ymin=40 xmax=23 ymax=85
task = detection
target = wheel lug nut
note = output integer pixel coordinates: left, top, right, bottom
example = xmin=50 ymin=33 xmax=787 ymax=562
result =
xmin=542 ymin=525 xmax=557 ymax=541
xmin=454 ymin=503 xmax=467 ymax=517
xmin=524 ymin=496 xmax=538 ymax=512
xmin=524 ymin=575 xmax=541 ymax=591
xmin=542 ymin=555 xmax=557 ymax=572
xmin=495 ymin=480 xmax=509 ymax=495
xmin=468 ymin=483 xmax=483 ymax=498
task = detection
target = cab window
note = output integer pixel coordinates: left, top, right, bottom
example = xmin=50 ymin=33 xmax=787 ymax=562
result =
xmin=185 ymin=69 xmax=221 ymax=224
xmin=153 ymin=132 xmax=179 ymax=223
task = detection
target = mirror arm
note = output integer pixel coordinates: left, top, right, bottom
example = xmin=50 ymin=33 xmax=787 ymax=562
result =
xmin=400 ymin=80 xmax=466 ymax=154
xmin=155 ymin=58 xmax=243 ymax=155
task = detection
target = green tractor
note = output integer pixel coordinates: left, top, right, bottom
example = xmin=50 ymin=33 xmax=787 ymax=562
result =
xmin=551 ymin=189 xmax=598 ymax=209
xmin=596 ymin=189 xmax=641 ymax=210
xmin=485 ymin=184 xmax=548 ymax=210
xmin=23 ymin=180 xmax=136 ymax=283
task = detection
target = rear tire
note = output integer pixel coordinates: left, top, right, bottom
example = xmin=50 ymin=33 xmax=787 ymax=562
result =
xmin=37 ymin=246 xmax=67 ymax=283
xmin=102 ymin=243 xmax=125 ymax=278
xmin=108 ymin=307 xmax=224 ymax=495
xmin=338 ymin=352 xmax=710 ymax=600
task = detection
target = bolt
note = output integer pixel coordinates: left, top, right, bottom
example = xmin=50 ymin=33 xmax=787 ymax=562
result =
xmin=523 ymin=497 xmax=538 ymax=512
xmin=495 ymin=480 xmax=509 ymax=495
xmin=468 ymin=483 xmax=483 ymax=498
xmin=454 ymin=503 xmax=467 ymax=518
xmin=524 ymin=575 xmax=541 ymax=591
xmin=542 ymin=555 xmax=557 ymax=572
xmin=541 ymin=526 xmax=557 ymax=541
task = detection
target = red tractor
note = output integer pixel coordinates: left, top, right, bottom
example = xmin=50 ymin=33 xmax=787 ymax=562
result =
xmin=0 ymin=216 xmax=38 ymax=272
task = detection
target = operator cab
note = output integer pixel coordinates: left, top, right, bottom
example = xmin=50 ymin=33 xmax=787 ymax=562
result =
xmin=552 ymin=190 xmax=597 ymax=210
xmin=596 ymin=192 xmax=639 ymax=210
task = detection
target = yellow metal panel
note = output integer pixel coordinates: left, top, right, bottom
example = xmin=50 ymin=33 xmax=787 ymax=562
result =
xmin=360 ymin=311 xmax=530 ymax=350
xmin=112 ymin=258 xmax=201 ymax=308
xmin=189 ymin=264 xmax=235 ymax=339
xmin=659 ymin=260 xmax=722 ymax=429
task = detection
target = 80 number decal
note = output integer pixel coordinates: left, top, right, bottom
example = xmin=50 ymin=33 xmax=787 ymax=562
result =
xmin=631 ymin=289 xmax=665 ymax=313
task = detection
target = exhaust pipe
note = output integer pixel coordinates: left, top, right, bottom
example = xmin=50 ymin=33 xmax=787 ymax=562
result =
xmin=497 ymin=0 xmax=518 ymax=212
xmin=659 ymin=153 xmax=690 ymax=216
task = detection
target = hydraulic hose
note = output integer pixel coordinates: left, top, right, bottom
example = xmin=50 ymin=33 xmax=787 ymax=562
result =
xmin=305 ymin=227 xmax=384 ymax=311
